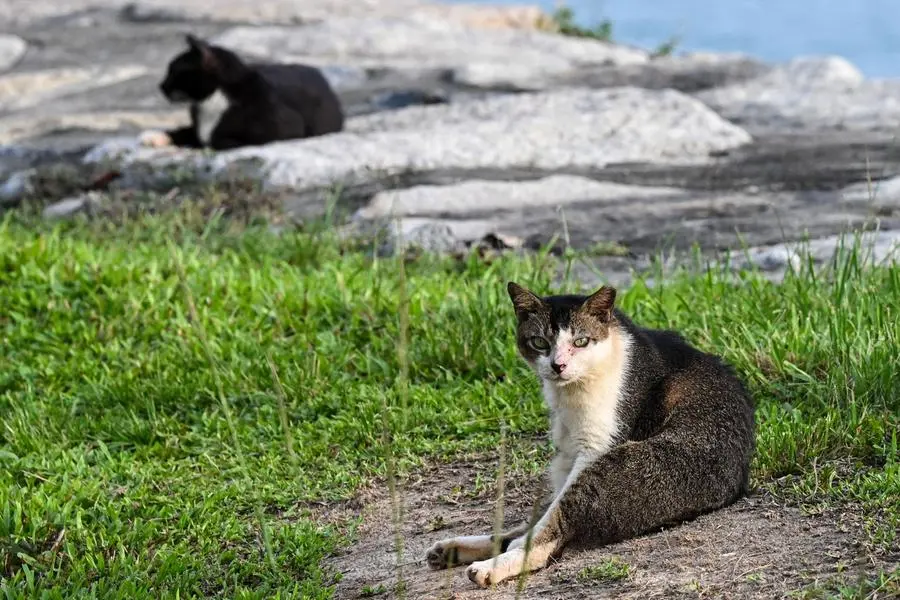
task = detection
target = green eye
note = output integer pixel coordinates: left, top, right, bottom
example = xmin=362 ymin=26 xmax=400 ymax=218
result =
xmin=529 ymin=337 xmax=550 ymax=351
xmin=573 ymin=337 xmax=589 ymax=348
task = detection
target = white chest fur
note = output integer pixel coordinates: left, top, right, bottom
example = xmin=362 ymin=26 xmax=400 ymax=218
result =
xmin=543 ymin=330 xmax=631 ymax=495
xmin=194 ymin=90 xmax=229 ymax=146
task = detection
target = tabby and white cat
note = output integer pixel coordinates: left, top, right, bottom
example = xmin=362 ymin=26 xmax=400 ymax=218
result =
xmin=426 ymin=283 xmax=756 ymax=588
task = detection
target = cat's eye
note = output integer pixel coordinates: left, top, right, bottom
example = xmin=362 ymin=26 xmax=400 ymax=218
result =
xmin=529 ymin=337 xmax=550 ymax=352
xmin=573 ymin=337 xmax=590 ymax=348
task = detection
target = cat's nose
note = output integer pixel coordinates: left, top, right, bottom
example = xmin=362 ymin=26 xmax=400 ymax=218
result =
xmin=551 ymin=361 xmax=566 ymax=374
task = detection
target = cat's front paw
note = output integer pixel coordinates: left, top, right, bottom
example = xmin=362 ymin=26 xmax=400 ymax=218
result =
xmin=138 ymin=130 xmax=173 ymax=148
xmin=425 ymin=540 xmax=459 ymax=570
xmin=466 ymin=559 xmax=497 ymax=588
xmin=466 ymin=549 xmax=526 ymax=588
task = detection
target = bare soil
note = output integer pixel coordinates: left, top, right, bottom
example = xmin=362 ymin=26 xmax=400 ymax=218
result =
xmin=320 ymin=458 xmax=886 ymax=600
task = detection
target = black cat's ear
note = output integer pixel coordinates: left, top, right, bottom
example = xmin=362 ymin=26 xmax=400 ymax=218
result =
xmin=582 ymin=286 xmax=616 ymax=322
xmin=185 ymin=34 xmax=205 ymax=50
xmin=507 ymin=282 xmax=544 ymax=321
xmin=185 ymin=34 xmax=217 ymax=71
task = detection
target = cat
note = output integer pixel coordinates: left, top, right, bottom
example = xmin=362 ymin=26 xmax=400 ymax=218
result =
xmin=425 ymin=282 xmax=756 ymax=588
xmin=140 ymin=34 xmax=344 ymax=151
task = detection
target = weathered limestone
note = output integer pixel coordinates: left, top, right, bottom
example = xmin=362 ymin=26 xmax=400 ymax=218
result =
xmin=211 ymin=17 xmax=647 ymax=87
xmin=355 ymin=176 xmax=682 ymax=220
xmin=0 ymin=0 xmax=549 ymax=29
xmin=0 ymin=35 xmax=27 ymax=72
xmin=83 ymin=88 xmax=750 ymax=195
xmin=697 ymin=56 xmax=900 ymax=132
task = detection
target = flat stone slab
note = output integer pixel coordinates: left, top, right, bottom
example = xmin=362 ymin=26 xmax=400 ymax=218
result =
xmin=0 ymin=0 xmax=547 ymax=29
xmin=355 ymin=175 xmax=683 ymax=221
xmin=343 ymin=163 xmax=900 ymax=257
xmin=212 ymin=18 xmax=647 ymax=90
xmin=698 ymin=56 xmax=900 ymax=133
xmin=0 ymin=35 xmax=27 ymax=72
xmin=0 ymin=65 xmax=148 ymax=113
xmin=737 ymin=230 xmax=900 ymax=273
xmin=554 ymin=52 xmax=773 ymax=94
xmin=84 ymin=88 xmax=751 ymax=190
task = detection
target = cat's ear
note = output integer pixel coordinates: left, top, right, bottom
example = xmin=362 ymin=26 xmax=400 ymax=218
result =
xmin=507 ymin=282 xmax=544 ymax=320
xmin=185 ymin=34 xmax=218 ymax=71
xmin=185 ymin=34 xmax=206 ymax=51
xmin=582 ymin=286 xmax=616 ymax=322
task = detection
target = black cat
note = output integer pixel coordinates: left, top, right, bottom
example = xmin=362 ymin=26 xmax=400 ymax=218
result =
xmin=143 ymin=34 xmax=344 ymax=150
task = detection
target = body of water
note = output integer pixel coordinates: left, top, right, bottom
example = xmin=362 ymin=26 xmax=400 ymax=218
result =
xmin=450 ymin=0 xmax=900 ymax=77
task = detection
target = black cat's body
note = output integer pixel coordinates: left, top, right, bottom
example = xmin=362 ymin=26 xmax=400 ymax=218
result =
xmin=158 ymin=36 xmax=344 ymax=150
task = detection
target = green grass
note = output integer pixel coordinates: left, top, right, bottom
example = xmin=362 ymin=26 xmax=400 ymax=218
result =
xmin=0 ymin=212 xmax=898 ymax=598
xmin=576 ymin=557 xmax=631 ymax=583
xmin=790 ymin=567 xmax=900 ymax=599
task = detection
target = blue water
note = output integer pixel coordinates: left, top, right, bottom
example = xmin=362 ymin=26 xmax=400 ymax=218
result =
xmin=449 ymin=0 xmax=900 ymax=77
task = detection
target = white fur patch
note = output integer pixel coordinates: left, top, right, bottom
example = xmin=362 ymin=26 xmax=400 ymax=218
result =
xmin=138 ymin=130 xmax=173 ymax=148
xmin=540 ymin=327 xmax=632 ymax=496
xmin=195 ymin=90 xmax=229 ymax=146
xmin=466 ymin=540 xmax=556 ymax=587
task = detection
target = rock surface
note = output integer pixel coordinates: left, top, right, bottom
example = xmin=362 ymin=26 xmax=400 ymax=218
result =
xmin=2 ymin=0 xmax=900 ymax=283
xmin=0 ymin=34 xmax=26 ymax=72
xmin=213 ymin=18 xmax=647 ymax=90
xmin=84 ymin=88 xmax=748 ymax=191
xmin=737 ymin=230 xmax=900 ymax=274
xmin=0 ymin=0 xmax=548 ymax=29
xmin=698 ymin=56 xmax=900 ymax=133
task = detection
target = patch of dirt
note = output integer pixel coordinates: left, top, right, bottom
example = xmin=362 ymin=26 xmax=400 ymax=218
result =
xmin=322 ymin=458 xmax=887 ymax=600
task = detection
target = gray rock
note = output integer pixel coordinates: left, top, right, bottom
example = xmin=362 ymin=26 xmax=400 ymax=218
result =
xmin=556 ymin=52 xmax=773 ymax=93
xmin=184 ymin=88 xmax=748 ymax=190
xmin=0 ymin=169 xmax=35 ymax=207
xmin=343 ymin=217 xmax=482 ymax=256
xmin=0 ymin=145 xmax=81 ymax=179
xmin=355 ymin=175 xmax=683 ymax=221
xmin=840 ymin=176 xmax=900 ymax=212
xmin=118 ymin=2 xmax=186 ymax=23
xmin=81 ymin=136 xmax=146 ymax=164
xmin=380 ymin=220 xmax=463 ymax=255
xmin=738 ymin=231 xmax=900 ymax=273
xmin=42 ymin=192 xmax=101 ymax=219
xmin=0 ymin=66 xmax=148 ymax=112
xmin=212 ymin=18 xmax=647 ymax=90
xmin=697 ymin=56 xmax=900 ymax=133
xmin=6 ymin=0 xmax=548 ymax=29
xmin=0 ymin=35 xmax=27 ymax=72
xmin=0 ymin=0 xmax=408 ymax=26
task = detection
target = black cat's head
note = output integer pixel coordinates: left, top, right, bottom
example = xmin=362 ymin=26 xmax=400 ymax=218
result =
xmin=159 ymin=35 xmax=248 ymax=103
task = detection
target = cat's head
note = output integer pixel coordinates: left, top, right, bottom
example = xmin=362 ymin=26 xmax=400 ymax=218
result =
xmin=507 ymin=282 xmax=619 ymax=386
xmin=159 ymin=35 xmax=247 ymax=103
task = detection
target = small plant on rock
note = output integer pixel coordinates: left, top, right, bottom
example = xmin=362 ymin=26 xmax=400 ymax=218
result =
xmin=550 ymin=5 xmax=613 ymax=42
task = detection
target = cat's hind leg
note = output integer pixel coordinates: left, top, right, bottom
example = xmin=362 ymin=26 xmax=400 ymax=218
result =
xmin=466 ymin=424 xmax=752 ymax=588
